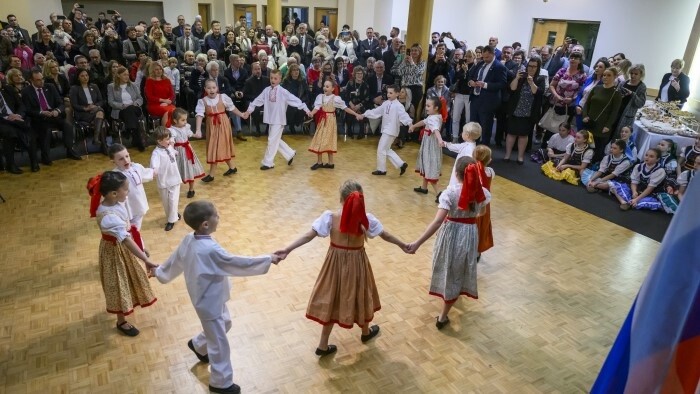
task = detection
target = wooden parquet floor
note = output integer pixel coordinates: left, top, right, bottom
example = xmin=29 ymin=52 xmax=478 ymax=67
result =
xmin=0 ymin=135 xmax=660 ymax=393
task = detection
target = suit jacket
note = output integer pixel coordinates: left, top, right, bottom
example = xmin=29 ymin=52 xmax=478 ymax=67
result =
xmin=173 ymin=25 xmax=186 ymax=38
xmin=468 ymin=60 xmax=507 ymax=110
xmin=224 ymin=66 xmax=249 ymax=94
xmin=44 ymin=74 xmax=70 ymax=97
xmin=21 ymin=83 xmax=65 ymax=119
xmin=107 ymin=82 xmax=143 ymax=119
xmin=358 ymin=39 xmax=379 ymax=65
xmin=382 ymin=50 xmax=400 ymax=76
xmin=242 ymin=75 xmax=270 ymax=103
xmin=176 ymin=35 xmax=201 ymax=59
xmin=367 ymin=73 xmax=395 ymax=101
xmin=122 ymin=37 xmax=150 ymax=63
xmin=0 ymin=85 xmax=26 ymax=117
xmin=69 ymin=83 xmax=105 ymax=113
xmin=14 ymin=27 xmax=31 ymax=45
xmin=656 ymin=72 xmax=690 ymax=105
xmin=372 ymin=46 xmax=389 ymax=63
xmin=297 ymin=33 xmax=315 ymax=65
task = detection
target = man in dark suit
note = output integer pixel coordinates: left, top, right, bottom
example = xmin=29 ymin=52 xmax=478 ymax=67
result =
xmin=358 ymin=27 xmax=379 ymax=67
xmin=494 ymin=46 xmax=519 ymax=147
xmin=242 ymin=62 xmax=270 ymax=136
xmin=173 ymin=15 xmax=186 ymax=37
xmin=366 ymin=60 xmax=395 ymax=134
xmin=382 ymin=37 xmax=402 ymax=76
xmin=295 ymin=23 xmax=315 ymax=67
xmin=22 ymin=71 xmax=82 ymax=164
xmin=468 ymin=45 xmax=507 ymax=147
xmin=0 ymin=85 xmax=36 ymax=173
xmin=224 ymin=54 xmax=249 ymax=141
xmin=176 ymin=25 xmax=201 ymax=60
xmin=372 ymin=36 xmax=390 ymax=62
xmin=5 ymin=15 xmax=31 ymax=45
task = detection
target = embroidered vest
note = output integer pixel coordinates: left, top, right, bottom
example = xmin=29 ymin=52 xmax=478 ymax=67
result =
xmin=682 ymin=146 xmax=700 ymax=171
xmin=659 ymin=153 xmax=678 ymax=180
xmin=636 ymin=163 xmax=664 ymax=194
xmin=567 ymin=144 xmax=590 ymax=167
xmin=604 ymin=154 xmax=631 ymax=182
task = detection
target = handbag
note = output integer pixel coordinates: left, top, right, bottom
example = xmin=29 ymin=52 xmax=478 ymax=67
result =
xmin=538 ymin=106 xmax=568 ymax=134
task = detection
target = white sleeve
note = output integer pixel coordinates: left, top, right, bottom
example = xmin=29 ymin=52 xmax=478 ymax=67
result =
xmin=99 ymin=214 xmax=130 ymax=242
xmin=221 ymin=94 xmax=235 ymax=111
xmin=313 ymin=94 xmax=323 ymax=109
xmin=155 ymin=244 xmax=186 ymax=283
xmin=311 ymin=210 xmax=333 ymax=237
xmin=333 ymin=95 xmax=347 ymax=109
xmin=598 ymin=156 xmax=611 ymax=173
xmin=397 ymin=104 xmax=413 ymax=126
xmin=150 ymin=151 xmax=161 ymax=174
xmin=284 ymin=88 xmax=309 ymax=111
xmin=612 ymin=160 xmax=632 ymax=176
xmin=426 ymin=115 xmax=441 ymax=131
xmin=195 ymin=99 xmax=206 ymax=117
xmin=366 ymin=213 xmax=384 ymax=238
xmin=362 ymin=102 xmax=385 ymax=119
xmin=211 ymin=245 xmax=273 ymax=277
xmin=246 ymin=88 xmax=267 ymax=112
xmin=678 ymin=170 xmax=690 ymax=186
xmin=486 ymin=167 xmax=495 ymax=180
xmin=438 ymin=187 xmax=453 ymax=210
xmin=582 ymin=149 xmax=594 ymax=164
xmin=185 ymin=124 xmax=194 ymax=138
xmin=134 ymin=163 xmax=154 ymax=182
xmin=444 ymin=142 xmax=464 ymax=153
xmin=477 ymin=188 xmax=492 ymax=210
xmin=631 ymin=165 xmax=641 ymax=184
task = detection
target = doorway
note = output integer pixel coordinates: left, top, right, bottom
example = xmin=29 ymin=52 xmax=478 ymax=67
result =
xmin=314 ymin=8 xmax=338 ymax=36
xmin=283 ymin=7 xmax=309 ymax=28
xmin=197 ymin=3 xmax=211 ymax=31
xmin=531 ymin=19 xmax=600 ymax=65
xmin=234 ymin=4 xmax=256 ymax=29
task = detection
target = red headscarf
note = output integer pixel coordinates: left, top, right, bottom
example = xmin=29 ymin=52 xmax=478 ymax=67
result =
xmin=339 ymin=191 xmax=369 ymax=235
xmin=458 ymin=163 xmax=486 ymax=210
xmin=87 ymin=174 xmax=103 ymax=218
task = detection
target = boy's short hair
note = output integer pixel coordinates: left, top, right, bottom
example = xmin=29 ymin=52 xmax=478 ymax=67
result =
xmin=183 ymin=200 xmax=216 ymax=230
xmin=154 ymin=126 xmax=170 ymax=140
xmin=269 ymin=69 xmax=282 ymax=76
xmin=108 ymin=143 xmax=127 ymax=159
xmin=172 ymin=107 xmax=188 ymax=120
xmin=462 ymin=122 xmax=482 ymax=140
xmin=167 ymin=56 xmax=178 ymax=64
xmin=387 ymin=84 xmax=400 ymax=93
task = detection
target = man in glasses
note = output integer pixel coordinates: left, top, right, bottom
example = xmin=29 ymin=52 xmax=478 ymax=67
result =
xmin=174 ymin=15 xmax=186 ymax=37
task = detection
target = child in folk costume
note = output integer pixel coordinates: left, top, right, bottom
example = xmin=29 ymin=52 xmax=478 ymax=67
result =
xmin=583 ymin=139 xmax=633 ymax=193
xmin=308 ymin=80 xmax=361 ymax=170
xmin=196 ymin=79 xmax=242 ymax=183
xmin=170 ymin=108 xmax=205 ymax=198
xmin=151 ymin=127 xmax=182 ymax=232
xmin=243 ymin=69 xmax=311 ymax=170
xmin=657 ymin=139 xmax=679 ymax=193
xmin=678 ymin=155 xmax=699 ymax=202
xmin=444 ymin=122 xmax=481 ymax=187
xmin=473 ymin=145 xmax=494 ymax=258
xmin=276 ymin=180 xmax=408 ymax=356
xmin=531 ymin=122 xmax=574 ymax=165
xmin=358 ymin=84 xmax=413 ymax=176
xmin=87 ymin=171 xmax=157 ymax=337
xmin=110 ymin=144 xmax=154 ymax=231
xmin=407 ymin=156 xmax=491 ymax=330
xmin=610 ymin=148 xmax=676 ymax=213
xmin=678 ymin=135 xmax=700 ymax=173
xmin=408 ymin=97 xmax=444 ymax=195
xmin=604 ymin=126 xmax=637 ymax=162
xmin=541 ymin=130 xmax=594 ymax=185
xmin=151 ymin=201 xmax=280 ymax=394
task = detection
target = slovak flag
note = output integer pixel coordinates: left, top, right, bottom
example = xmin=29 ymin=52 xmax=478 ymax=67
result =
xmin=591 ymin=179 xmax=700 ymax=393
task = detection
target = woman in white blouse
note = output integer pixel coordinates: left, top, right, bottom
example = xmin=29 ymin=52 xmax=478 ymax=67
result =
xmin=236 ymin=26 xmax=252 ymax=61
xmin=108 ymin=66 xmax=146 ymax=151
xmin=313 ymin=35 xmax=334 ymax=62
xmin=334 ymin=29 xmax=358 ymax=62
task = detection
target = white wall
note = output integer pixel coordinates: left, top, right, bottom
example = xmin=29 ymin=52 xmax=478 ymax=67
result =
xmin=430 ymin=0 xmax=698 ymax=94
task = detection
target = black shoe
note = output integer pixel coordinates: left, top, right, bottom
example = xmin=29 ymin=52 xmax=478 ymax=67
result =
xmin=310 ymin=163 xmax=322 ymax=170
xmin=178 ymin=213 xmax=181 ymax=221
xmin=502 ymin=158 xmax=511 ymax=162
xmin=8 ymin=166 xmax=23 ymax=174
xmin=322 ymin=163 xmax=334 ymax=169
xmin=31 ymin=164 xmax=40 ymax=173
xmin=165 ymin=222 xmax=175 ymax=231
xmin=372 ymin=170 xmax=387 ymax=175
xmin=116 ymin=321 xmax=140 ymax=337
xmin=201 ymin=175 xmax=214 ymax=182
xmin=208 ymin=383 xmax=241 ymax=394
xmin=288 ymin=154 xmax=295 ymax=165
xmin=41 ymin=160 xmax=53 ymax=166
xmin=435 ymin=191 xmax=442 ymax=204
xmin=67 ymin=149 xmax=83 ymax=160
xmin=314 ymin=344 xmax=337 ymax=357
xmin=187 ymin=340 xmax=209 ymax=363
xmin=360 ymin=325 xmax=380 ymax=342
xmin=187 ymin=190 xmax=195 ymax=198
xmin=400 ymin=162 xmax=408 ymax=175
xmin=436 ymin=316 xmax=450 ymax=330
xmin=413 ymin=187 xmax=428 ymax=194
xmin=516 ymin=160 xmax=524 ymax=165
xmin=254 ymin=130 xmax=261 ymax=137
xmin=260 ymin=165 xmax=273 ymax=170
xmin=223 ymin=167 xmax=238 ymax=176
xmin=235 ymin=134 xmax=247 ymax=141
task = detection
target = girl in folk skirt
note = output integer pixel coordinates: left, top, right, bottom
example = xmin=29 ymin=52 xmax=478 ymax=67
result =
xmin=169 ymin=108 xmax=205 ymax=198
xmin=407 ymin=156 xmax=491 ymax=330
xmin=408 ymin=97 xmax=444 ymax=196
xmin=87 ymin=171 xmax=157 ymax=337
xmin=195 ymin=79 xmax=244 ymax=183
xmin=308 ymin=80 xmax=361 ymax=170
xmin=276 ymin=180 xmax=408 ymax=356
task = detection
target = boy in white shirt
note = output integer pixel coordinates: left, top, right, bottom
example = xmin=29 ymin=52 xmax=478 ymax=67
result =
xmin=243 ymin=69 xmax=311 ymax=170
xmin=164 ymin=57 xmax=181 ymax=97
xmin=109 ymin=143 xmax=153 ymax=230
xmin=150 ymin=127 xmax=182 ymax=231
xmin=151 ymin=200 xmax=280 ymax=394
xmin=358 ymin=84 xmax=413 ymax=175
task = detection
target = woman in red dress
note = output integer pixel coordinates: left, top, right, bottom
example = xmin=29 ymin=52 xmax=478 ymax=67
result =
xmin=144 ymin=62 xmax=176 ymax=127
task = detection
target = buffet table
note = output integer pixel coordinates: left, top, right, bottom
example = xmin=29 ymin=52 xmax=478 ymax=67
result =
xmin=633 ymin=120 xmax=696 ymax=161
xmin=633 ymin=100 xmax=698 ymax=160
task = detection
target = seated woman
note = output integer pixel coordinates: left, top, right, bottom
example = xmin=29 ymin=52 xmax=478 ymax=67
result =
xmin=604 ymin=125 xmax=637 ymax=162
xmin=70 ymin=68 xmax=106 ymax=154
xmin=307 ymin=57 xmax=323 ymax=86
xmin=531 ymin=122 xmax=573 ymax=164
xmin=541 ymin=130 xmax=594 ymax=185
xmin=656 ymin=59 xmax=690 ymax=108
xmin=108 ymin=66 xmax=146 ymax=151
xmin=583 ymin=139 xmax=632 ymax=192
xmin=677 ymin=155 xmax=699 ymax=202
xmin=144 ymin=61 xmax=176 ymax=127
xmin=43 ymin=59 xmax=72 ymax=123
xmin=343 ymin=66 xmax=371 ymax=139
xmin=610 ymin=148 xmax=677 ymax=213
xmin=657 ymin=139 xmax=679 ymax=193
xmin=281 ymin=64 xmax=309 ymax=134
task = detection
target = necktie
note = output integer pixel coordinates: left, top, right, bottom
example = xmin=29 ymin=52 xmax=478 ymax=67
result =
xmin=37 ymin=89 xmax=50 ymax=111
xmin=0 ymin=94 xmax=8 ymax=116
xmin=185 ymin=38 xmax=190 ymax=51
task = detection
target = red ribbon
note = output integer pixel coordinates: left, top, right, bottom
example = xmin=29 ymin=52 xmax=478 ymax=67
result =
xmin=101 ymin=225 xmax=144 ymax=251
xmin=207 ymin=111 xmax=226 ymax=126
xmin=174 ymin=141 xmax=195 ymax=164
xmin=419 ymin=128 xmax=432 ymax=141
xmin=458 ymin=163 xmax=486 ymax=210
xmin=339 ymin=191 xmax=369 ymax=236
xmin=87 ymin=174 xmax=103 ymax=218
xmin=314 ymin=110 xmax=335 ymax=125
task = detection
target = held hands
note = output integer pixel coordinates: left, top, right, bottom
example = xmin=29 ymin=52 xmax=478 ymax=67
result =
xmin=408 ymin=124 xmax=415 ymax=133
xmin=270 ymin=253 xmax=282 ymax=265
xmin=404 ymin=242 xmax=419 ymax=254
xmin=240 ymin=111 xmax=250 ymax=120
xmin=194 ymin=130 xmax=203 ymax=139
xmin=273 ymin=249 xmax=289 ymax=261
xmin=356 ymin=114 xmax=365 ymax=121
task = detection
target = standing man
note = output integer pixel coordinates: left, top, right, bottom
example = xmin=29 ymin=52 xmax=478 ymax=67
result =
xmin=176 ymin=25 xmax=201 ymax=60
xmin=468 ymin=45 xmax=507 ymax=147
xmin=296 ymin=23 xmax=315 ymax=66
xmin=358 ymin=27 xmax=378 ymax=67
xmin=488 ymin=36 xmax=501 ymax=61
xmin=173 ymin=15 xmax=186 ymax=37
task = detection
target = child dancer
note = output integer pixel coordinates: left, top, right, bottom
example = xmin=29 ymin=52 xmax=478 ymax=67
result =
xmin=358 ymin=84 xmax=413 ymax=176
xmin=276 ymin=180 xmax=408 ymax=356
xmin=678 ymin=155 xmax=699 ymax=202
xmin=243 ymin=69 xmax=311 ymax=170
xmin=583 ymin=139 xmax=632 ymax=193
xmin=308 ymin=80 xmax=360 ymax=170
xmin=407 ymin=156 xmax=491 ymax=329
xmin=408 ymin=97 xmax=444 ymax=195
xmin=87 ymin=171 xmax=157 ymax=336
xmin=604 ymin=126 xmax=637 ymax=162
xmin=110 ymin=144 xmax=153 ymax=231
xmin=152 ymin=200 xmax=280 ymax=394
xmin=473 ymin=145 xmax=494 ymax=258
xmin=170 ymin=108 xmax=205 ymax=198
xmin=657 ymin=139 xmax=679 ymax=193
xmin=610 ymin=148 xmax=674 ymax=213
xmin=151 ymin=127 xmax=182 ymax=231
xmin=541 ymin=130 xmax=594 ymax=185
xmin=196 ymin=79 xmax=242 ymax=183
xmin=678 ymin=135 xmax=700 ymax=173
xmin=531 ymin=122 xmax=574 ymax=165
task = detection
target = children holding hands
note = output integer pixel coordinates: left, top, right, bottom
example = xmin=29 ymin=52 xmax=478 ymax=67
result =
xmin=408 ymin=97 xmax=444 ymax=195
xmin=150 ymin=126 xmax=182 ymax=231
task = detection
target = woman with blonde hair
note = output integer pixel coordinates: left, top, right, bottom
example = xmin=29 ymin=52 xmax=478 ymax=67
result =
xmin=149 ymin=27 xmax=168 ymax=60
xmin=392 ymin=43 xmax=426 ymax=109
xmin=144 ymin=61 xmax=176 ymax=127
xmin=614 ymin=63 xmax=647 ymax=138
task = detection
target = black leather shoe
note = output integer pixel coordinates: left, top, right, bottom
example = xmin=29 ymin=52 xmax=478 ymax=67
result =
xmin=223 ymin=168 xmax=238 ymax=176
xmin=371 ymin=170 xmax=387 ymax=175
xmin=315 ymin=344 xmax=337 ymax=357
xmin=187 ymin=190 xmax=195 ymax=198
xmin=165 ymin=222 xmax=175 ymax=231
xmin=400 ymin=162 xmax=408 ymax=175
xmin=208 ymin=383 xmax=241 ymax=394
xmin=187 ymin=340 xmax=209 ymax=363
xmin=288 ymin=154 xmax=295 ymax=165
xmin=260 ymin=165 xmax=273 ymax=170
xmin=360 ymin=325 xmax=380 ymax=342
xmin=201 ymin=175 xmax=214 ymax=182
xmin=413 ymin=187 xmax=428 ymax=194
xmin=235 ymin=134 xmax=247 ymax=141
xmin=8 ymin=166 xmax=23 ymax=174
xmin=435 ymin=316 xmax=450 ymax=330
xmin=310 ymin=163 xmax=322 ymax=170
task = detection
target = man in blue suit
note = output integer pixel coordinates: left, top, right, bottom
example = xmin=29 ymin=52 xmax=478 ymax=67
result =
xmin=468 ymin=45 xmax=507 ymax=146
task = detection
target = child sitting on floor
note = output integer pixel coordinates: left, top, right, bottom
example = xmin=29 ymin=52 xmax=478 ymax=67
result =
xmin=531 ymin=122 xmax=574 ymax=165
xmin=541 ymin=130 xmax=594 ymax=185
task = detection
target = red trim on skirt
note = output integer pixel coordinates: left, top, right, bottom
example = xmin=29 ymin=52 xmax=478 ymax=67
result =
xmin=305 ymin=306 xmax=381 ymax=329
xmin=308 ymin=149 xmax=338 ymax=154
xmin=106 ymin=297 xmax=158 ymax=315
xmin=415 ymin=170 xmax=440 ymax=184
xmin=429 ymin=291 xmax=477 ymax=304
xmin=183 ymin=173 xmax=206 ymax=184
xmin=206 ymin=157 xmax=235 ymax=164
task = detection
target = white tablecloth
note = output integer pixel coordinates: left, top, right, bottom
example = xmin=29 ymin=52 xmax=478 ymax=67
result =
xmin=633 ymin=120 xmax=696 ymax=160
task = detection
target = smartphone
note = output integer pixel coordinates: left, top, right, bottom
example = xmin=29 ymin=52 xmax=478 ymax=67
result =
xmin=405 ymin=49 xmax=410 ymax=55
xmin=107 ymin=9 xmax=116 ymax=14
xmin=571 ymin=38 xmax=578 ymax=45
xmin=57 ymin=15 xmax=66 ymax=20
